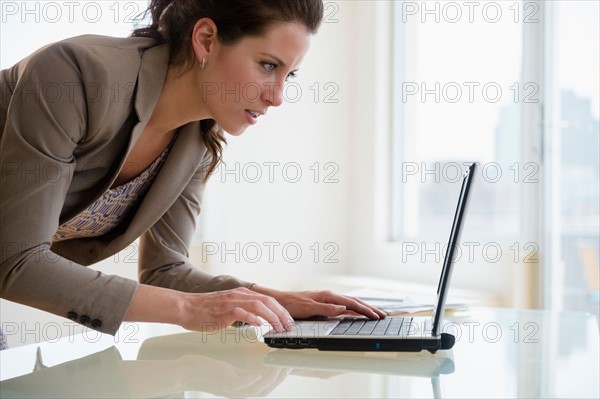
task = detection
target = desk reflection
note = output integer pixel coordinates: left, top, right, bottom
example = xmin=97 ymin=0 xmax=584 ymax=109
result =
xmin=1 ymin=328 xmax=454 ymax=398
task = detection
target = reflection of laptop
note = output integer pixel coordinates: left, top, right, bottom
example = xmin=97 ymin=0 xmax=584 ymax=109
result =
xmin=264 ymin=349 xmax=455 ymax=377
xmin=264 ymin=350 xmax=455 ymax=399
xmin=264 ymin=163 xmax=476 ymax=353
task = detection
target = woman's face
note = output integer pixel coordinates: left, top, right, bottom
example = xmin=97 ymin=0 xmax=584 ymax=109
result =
xmin=201 ymin=22 xmax=311 ymax=136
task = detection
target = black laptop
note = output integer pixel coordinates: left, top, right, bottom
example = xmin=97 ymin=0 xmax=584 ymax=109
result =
xmin=264 ymin=162 xmax=476 ymax=353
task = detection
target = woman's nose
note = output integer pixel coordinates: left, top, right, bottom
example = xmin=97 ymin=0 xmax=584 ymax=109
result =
xmin=262 ymin=81 xmax=284 ymax=107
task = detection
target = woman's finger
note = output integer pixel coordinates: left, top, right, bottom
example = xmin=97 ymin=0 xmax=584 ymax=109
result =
xmin=229 ymin=306 xmax=263 ymax=328
xmin=227 ymin=288 xmax=294 ymax=331
xmin=317 ymin=292 xmax=383 ymax=320
xmin=242 ymin=299 xmax=288 ymax=333
xmin=256 ymin=294 xmax=295 ymax=329
xmin=345 ymin=295 xmax=388 ymax=318
xmin=307 ymin=302 xmax=347 ymax=317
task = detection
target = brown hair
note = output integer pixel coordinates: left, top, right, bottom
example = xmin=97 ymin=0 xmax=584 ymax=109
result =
xmin=132 ymin=0 xmax=324 ymax=182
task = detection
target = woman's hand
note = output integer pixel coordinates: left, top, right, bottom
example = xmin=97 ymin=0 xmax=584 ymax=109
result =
xmin=249 ymin=285 xmax=387 ymax=320
xmin=125 ymin=285 xmax=295 ymax=333
xmin=125 ymin=284 xmax=385 ymax=334
xmin=178 ymin=287 xmax=295 ymax=332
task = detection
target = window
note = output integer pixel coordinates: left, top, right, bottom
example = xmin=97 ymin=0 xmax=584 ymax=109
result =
xmin=390 ymin=0 xmax=599 ymax=315
xmin=391 ymin=0 xmax=529 ymax=241
xmin=544 ymin=1 xmax=599 ymax=317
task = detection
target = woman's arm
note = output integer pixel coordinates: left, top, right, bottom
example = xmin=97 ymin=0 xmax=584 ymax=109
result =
xmin=137 ymin=151 xmax=257 ymax=294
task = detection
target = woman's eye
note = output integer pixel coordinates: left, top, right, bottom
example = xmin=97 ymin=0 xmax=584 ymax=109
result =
xmin=285 ymin=72 xmax=297 ymax=82
xmin=262 ymin=62 xmax=276 ymax=72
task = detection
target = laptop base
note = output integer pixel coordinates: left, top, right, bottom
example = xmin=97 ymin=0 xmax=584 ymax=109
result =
xmin=264 ymin=333 xmax=455 ymax=354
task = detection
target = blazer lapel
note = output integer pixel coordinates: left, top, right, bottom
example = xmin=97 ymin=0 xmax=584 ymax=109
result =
xmin=121 ymin=43 xmax=170 ymax=160
xmin=99 ymin=43 xmax=170 ymax=194
xmin=133 ymin=44 xmax=169 ymax=125
xmin=121 ymin=121 xmax=206 ymax=241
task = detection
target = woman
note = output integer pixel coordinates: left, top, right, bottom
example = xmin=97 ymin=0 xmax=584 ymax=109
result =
xmin=0 ymin=0 xmax=385 ymax=337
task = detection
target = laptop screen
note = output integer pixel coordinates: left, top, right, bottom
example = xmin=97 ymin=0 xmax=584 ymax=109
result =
xmin=431 ymin=163 xmax=476 ymax=336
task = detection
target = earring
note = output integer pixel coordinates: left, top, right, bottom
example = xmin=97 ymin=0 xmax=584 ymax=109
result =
xmin=201 ymin=57 xmax=206 ymax=70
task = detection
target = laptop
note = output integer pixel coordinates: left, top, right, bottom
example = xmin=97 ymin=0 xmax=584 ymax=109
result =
xmin=264 ymin=162 xmax=476 ymax=353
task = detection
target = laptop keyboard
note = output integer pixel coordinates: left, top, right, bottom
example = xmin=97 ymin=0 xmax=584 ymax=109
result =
xmin=329 ymin=317 xmax=414 ymax=336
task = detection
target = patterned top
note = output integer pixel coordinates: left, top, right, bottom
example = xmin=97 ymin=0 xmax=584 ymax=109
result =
xmin=52 ymin=143 xmax=173 ymax=242
xmin=0 ymin=327 xmax=7 ymax=350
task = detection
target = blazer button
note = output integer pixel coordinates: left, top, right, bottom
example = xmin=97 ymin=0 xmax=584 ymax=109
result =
xmin=91 ymin=319 xmax=102 ymax=329
xmin=80 ymin=315 xmax=91 ymax=324
xmin=67 ymin=311 xmax=78 ymax=321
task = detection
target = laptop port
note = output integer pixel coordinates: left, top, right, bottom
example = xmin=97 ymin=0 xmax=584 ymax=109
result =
xmin=285 ymin=339 xmax=297 ymax=345
xmin=299 ymin=339 xmax=311 ymax=346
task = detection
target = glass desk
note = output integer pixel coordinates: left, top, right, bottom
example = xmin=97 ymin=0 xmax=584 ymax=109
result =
xmin=1 ymin=308 xmax=598 ymax=398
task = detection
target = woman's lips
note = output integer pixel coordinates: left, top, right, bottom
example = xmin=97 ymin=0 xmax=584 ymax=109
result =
xmin=245 ymin=109 xmax=263 ymax=125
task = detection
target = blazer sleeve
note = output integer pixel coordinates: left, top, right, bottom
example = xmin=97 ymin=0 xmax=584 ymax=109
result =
xmin=0 ymin=43 xmax=138 ymax=335
xmin=138 ymin=158 xmax=254 ymax=293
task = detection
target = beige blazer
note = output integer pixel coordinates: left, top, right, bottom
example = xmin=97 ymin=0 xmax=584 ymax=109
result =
xmin=0 ymin=35 xmax=251 ymax=335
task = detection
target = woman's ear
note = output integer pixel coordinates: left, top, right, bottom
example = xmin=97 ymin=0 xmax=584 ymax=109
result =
xmin=191 ymin=18 xmax=218 ymax=63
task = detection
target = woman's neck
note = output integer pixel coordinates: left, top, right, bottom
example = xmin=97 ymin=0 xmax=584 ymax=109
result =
xmin=145 ymin=63 xmax=211 ymax=137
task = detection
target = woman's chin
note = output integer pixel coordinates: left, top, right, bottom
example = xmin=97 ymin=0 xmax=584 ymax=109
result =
xmin=223 ymin=126 xmax=248 ymax=137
